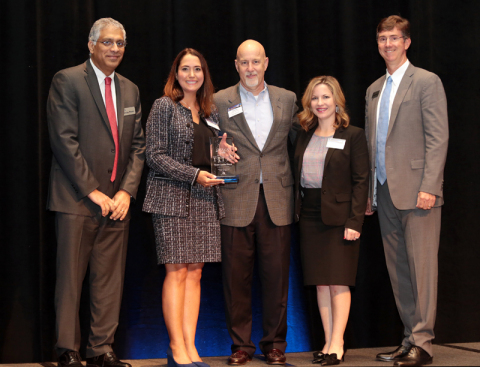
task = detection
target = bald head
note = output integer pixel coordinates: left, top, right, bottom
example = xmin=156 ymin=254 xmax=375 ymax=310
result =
xmin=236 ymin=40 xmax=266 ymax=59
xmin=235 ymin=40 xmax=269 ymax=96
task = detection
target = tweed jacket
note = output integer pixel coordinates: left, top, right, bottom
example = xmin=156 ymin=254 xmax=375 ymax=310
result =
xmin=143 ymin=96 xmax=225 ymax=219
xmin=293 ymin=124 xmax=369 ymax=233
xmin=365 ymin=63 xmax=449 ymax=210
xmin=213 ymin=83 xmax=298 ymax=227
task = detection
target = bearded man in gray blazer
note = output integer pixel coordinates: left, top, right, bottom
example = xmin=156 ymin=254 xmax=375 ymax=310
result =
xmin=47 ymin=18 xmax=145 ymax=367
xmin=365 ymin=16 xmax=448 ymax=367
xmin=213 ymin=40 xmax=298 ymax=366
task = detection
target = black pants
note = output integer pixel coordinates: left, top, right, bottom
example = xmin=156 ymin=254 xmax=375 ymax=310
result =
xmin=221 ymin=187 xmax=291 ymax=357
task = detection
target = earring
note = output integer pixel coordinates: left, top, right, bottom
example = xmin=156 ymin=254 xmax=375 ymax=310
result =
xmin=335 ymin=105 xmax=339 ymax=113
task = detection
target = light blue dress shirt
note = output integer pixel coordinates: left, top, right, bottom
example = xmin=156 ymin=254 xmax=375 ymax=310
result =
xmin=239 ymin=83 xmax=274 ymax=183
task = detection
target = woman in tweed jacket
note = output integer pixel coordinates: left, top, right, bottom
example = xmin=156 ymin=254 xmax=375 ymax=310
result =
xmin=143 ymin=49 xmax=225 ymax=367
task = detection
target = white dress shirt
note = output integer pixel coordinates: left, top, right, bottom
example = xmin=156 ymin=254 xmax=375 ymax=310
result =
xmin=90 ymin=58 xmax=118 ymax=125
xmin=376 ymin=59 xmax=410 ymax=125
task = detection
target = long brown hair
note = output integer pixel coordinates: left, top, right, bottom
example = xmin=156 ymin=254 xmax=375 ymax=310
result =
xmin=164 ymin=48 xmax=215 ymax=117
xmin=298 ymin=76 xmax=350 ymax=131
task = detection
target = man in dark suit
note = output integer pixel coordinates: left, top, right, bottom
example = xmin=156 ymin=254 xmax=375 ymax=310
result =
xmin=365 ymin=16 xmax=448 ymax=366
xmin=47 ymin=18 xmax=145 ymax=367
xmin=213 ymin=40 xmax=298 ymax=366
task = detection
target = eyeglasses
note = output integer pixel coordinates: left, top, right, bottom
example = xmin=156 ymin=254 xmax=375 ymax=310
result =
xmin=97 ymin=39 xmax=127 ymax=48
xmin=377 ymin=36 xmax=405 ymax=44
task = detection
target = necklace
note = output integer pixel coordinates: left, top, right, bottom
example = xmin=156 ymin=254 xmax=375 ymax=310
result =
xmin=180 ymin=100 xmax=198 ymax=111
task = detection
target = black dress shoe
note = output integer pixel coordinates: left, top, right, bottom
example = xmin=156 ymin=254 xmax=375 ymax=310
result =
xmin=394 ymin=346 xmax=432 ymax=366
xmin=86 ymin=351 xmax=132 ymax=367
xmin=58 ymin=350 xmax=83 ymax=367
xmin=312 ymin=351 xmax=326 ymax=363
xmin=376 ymin=345 xmax=410 ymax=361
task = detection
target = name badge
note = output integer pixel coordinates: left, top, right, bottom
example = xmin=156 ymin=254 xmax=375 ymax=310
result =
xmin=326 ymin=138 xmax=346 ymax=150
xmin=124 ymin=107 xmax=135 ymax=116
xmin=228 ymin=103 xmax=243 ymax=118
xmin=205 ymin=118 xmax=220 ymax=130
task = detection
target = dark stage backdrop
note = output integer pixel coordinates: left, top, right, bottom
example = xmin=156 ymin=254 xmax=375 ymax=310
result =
xmin=1 ymin=0 xmax=479 ymax=363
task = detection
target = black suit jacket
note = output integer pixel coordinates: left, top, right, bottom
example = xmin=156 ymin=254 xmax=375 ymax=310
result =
xmin=293 ymin=124 xmax=369 ymax=233
xmin=47 ymin=59 xmax=145 ymax=216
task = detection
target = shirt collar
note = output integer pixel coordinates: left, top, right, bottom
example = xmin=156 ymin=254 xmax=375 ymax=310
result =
xmin=239 ymin=81 xmax=268 ymax=101
xmin=90 ymin=58 xmax=115 ymax=84
xmin=386 ymin=59 xmax=410 ymax=87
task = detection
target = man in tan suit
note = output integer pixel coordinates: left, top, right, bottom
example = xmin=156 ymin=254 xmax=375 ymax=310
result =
xmin=213 ymin=40 xmax=298 ymax=365
xmin=365 ymin=16 xmax=448 ymax=366
xmin=47 ymin=18 xmax=145 ymax=367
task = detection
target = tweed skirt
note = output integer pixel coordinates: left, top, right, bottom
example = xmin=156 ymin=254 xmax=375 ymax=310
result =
xmin=152 ymin=184 xmax=221 ymax=264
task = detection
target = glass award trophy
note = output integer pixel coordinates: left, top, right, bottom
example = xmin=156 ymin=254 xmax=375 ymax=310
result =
xmin=210 ymin=136 xmax=239 ymax=184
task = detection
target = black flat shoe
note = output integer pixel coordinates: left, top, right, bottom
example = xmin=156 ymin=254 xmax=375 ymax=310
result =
xmin=319 ymin=353 xmax=342 ymax=366
xmin=312 ymin=351 xmax=326 ymax=363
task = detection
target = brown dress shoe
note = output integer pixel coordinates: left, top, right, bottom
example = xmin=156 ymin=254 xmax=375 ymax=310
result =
xmin=376 ymin=345 xmax=410 ymax=361
xmin=265 ymin=349 xmax=286 ymax=365
xmin=86 ymin=351 xmax=132 ymax=367
xmin=228 ymin=350 xmax=252 ymax=365
xmin=394 ymin=346 xmax=433 ymax=366
xmin=58 ymin=350 xmax=83 ymax=367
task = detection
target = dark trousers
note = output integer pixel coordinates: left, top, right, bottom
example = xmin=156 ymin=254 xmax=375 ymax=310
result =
xmin=221 ymin=188 xmax=291 ymax=357
xmin=54 ymin=211 xmax=130 ymax=358
xmin=377 ymin=180 xmax=440 ymax=357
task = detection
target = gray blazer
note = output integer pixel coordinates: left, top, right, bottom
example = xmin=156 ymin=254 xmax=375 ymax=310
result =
xmin=214 ymin=83 xmax=298 ymax=227
xmin=143 ymin=97 xmax=225 ymax=219
xmin=47 ymin=59 xmax=145 ymax=216
xmin=365 ymin=63 xmax=449 ymax=210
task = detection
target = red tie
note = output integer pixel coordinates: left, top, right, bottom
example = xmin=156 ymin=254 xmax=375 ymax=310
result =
xmin=105 ymin=77 xmax=119 ymax=182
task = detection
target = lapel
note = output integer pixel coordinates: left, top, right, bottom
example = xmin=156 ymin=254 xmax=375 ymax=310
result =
xmin=388 ymin=63 xmax=415 ymax=138
xmin=369 ymin=77 xmax=384 ymax=149
xmin=115 ymin=73 xmax=124 ymax=141
xmin=296 ymin=124 xmax=316 ymax=181
xmin=262 ymin=85 xmax=283 ymax=151
xmin=202 ymin=114 xmax=221 ymax=136
xmin=84 ymin=60 xmax=116 ymax=142
xmin=227 ymin=84 xmax=260 ymax=151
xmin=324 ymin=126 xmax=346 ymax=169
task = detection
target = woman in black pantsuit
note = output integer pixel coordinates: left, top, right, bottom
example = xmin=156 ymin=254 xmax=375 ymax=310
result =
xmin=294 ymin=76 xmax=369 ymax=365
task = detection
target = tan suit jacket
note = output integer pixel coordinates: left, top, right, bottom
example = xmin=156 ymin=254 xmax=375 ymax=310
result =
xmin=213 ymin=83 xmax=298 ymax=227
xmin=365 ymin=63 xmax=448 ymax=209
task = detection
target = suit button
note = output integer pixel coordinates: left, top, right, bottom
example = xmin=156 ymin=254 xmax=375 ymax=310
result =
xmin=255 ymin=179 xmax=259 ymax=183
xmin=260 ymin=154 xmax=264 ymax=158
xmin=111 ymin=149 xmax=115 ymax=153
xmin=184 ymin=157 xmax=188 ymax=161
xmin=185 ymin=141 xmax=190 ymax=144
xmin=322 ymin=190 xmax=326 ymax=194
xmin=108 ymin=169 xmax=112 ymax=173
xmin=186 ymin=123 xmax=191 ymax=128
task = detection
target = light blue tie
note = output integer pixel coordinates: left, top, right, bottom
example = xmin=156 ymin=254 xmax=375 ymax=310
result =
xmin=376 ymin=76 xmax=393 ymax=185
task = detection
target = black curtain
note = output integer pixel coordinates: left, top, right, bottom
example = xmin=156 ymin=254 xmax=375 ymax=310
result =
xmin=1 ymin=0 xmax=479 ymax=363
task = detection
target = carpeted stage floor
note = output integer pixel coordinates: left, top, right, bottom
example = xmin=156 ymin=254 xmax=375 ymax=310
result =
xmin=5 ymin=343 xmax=479 ymax=367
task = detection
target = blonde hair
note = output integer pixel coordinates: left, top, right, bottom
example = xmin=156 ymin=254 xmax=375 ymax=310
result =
xmin=298 ymin=76 xmax=350 ymax=131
